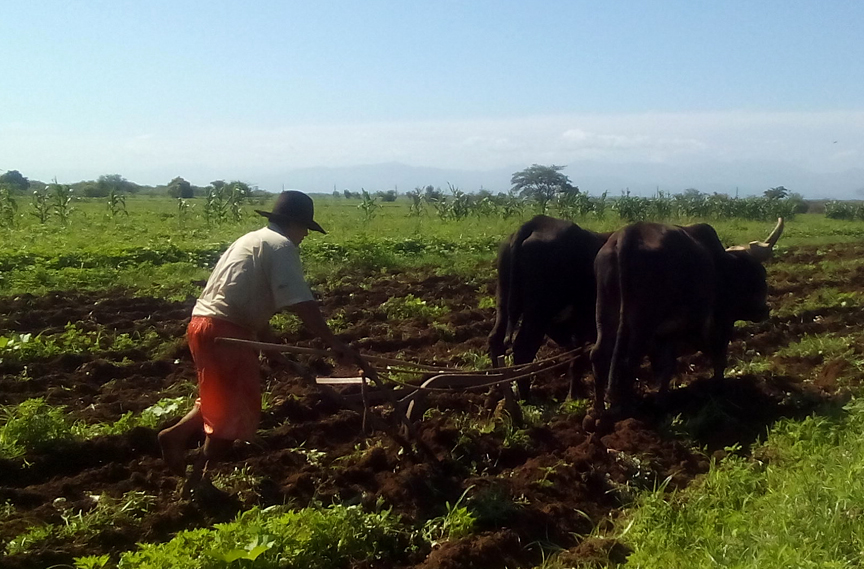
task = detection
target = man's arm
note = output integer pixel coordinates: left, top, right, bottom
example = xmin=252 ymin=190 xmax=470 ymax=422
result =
xmin=289 ymin=300 xmax=363 ymax=366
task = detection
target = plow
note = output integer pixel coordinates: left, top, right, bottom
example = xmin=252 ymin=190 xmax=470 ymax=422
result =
xmin=216 ymin=337 xmax=588 ymax=454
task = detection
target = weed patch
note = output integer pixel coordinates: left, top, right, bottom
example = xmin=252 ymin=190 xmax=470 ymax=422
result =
xmin=116 ymin=504 xmax=421 ymax=569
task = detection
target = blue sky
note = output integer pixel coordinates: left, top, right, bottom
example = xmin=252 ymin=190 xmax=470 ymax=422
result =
xmin=2 ymin=1 xmax=862 ymax=195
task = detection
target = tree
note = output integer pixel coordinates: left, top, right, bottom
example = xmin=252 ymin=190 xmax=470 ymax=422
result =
xmin=167 ymin=176 xmax=194 ymax=198
xmin=377 ymin=190 xmax=397 ymax=202
xmin=764 ymin=186 xmax=790 ymax=200
xmin=511 ymin=164 xmax=577 ymax=213
xmin=682 ymin=188 xmax=703 ymax=199
xmin=0 ymin=170 xmax=30 ymax=194
xmin=98 ymin=174 xmax=137 ymax=195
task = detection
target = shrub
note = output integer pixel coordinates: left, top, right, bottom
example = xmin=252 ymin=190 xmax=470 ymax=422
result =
xmin=0 ymin=398 xmax=76 ymax=457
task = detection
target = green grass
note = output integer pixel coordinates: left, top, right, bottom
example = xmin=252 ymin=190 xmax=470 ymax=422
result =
xmin=774 ymin=287 xmax=864 ymax=318
xmin=0 ymin=396 xmax=191 ymax=458
xmin=114 ymin=503 xmax=421 ymax=569
xmin=6 ymin=491 xmax=155 ymax=556
xmin=380 ymin=294 xmax=450 ymax=322
xmin=2 ymin=196 xmax=857 ymax=298
xmin=617 ymin=398 xmax=864 ymax=569
xmin=0 ymin=323 xmax=169 ymax=365
xmin=0 ymin=398 xmax=77 ymax=457
xmin=776 ymin=333 xmax=857 ymax=360
xmin=423 ymin=487 xmax=476 ymax=544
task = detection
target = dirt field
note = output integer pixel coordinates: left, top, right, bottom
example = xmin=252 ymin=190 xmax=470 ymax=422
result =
xmin=0 ymin=243 xmax=860 ymax=568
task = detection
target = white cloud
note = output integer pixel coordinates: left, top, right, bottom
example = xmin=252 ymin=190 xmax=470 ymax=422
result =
xmin=1 ymin=110 xmax=863 ymax=186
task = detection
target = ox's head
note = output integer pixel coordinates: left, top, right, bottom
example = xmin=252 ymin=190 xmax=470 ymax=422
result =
xmin=722 ymin=218 xmax=784 ymax=322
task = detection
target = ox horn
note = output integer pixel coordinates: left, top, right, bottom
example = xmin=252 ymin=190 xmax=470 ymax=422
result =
xmin=727 ymin=217 xmax=784 ymax=262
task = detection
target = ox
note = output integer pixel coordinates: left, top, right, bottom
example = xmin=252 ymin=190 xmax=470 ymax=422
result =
xmin=488 ymin=215 xmax=611 ymax=400
xmin=590 ymin=217 xmax=784 ymax=414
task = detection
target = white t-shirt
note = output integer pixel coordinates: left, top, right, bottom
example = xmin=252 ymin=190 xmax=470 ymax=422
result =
xmin=192 ymin=224 xmax=315 ymax=333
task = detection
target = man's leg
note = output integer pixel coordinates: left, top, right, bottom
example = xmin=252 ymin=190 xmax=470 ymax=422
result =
xmin=158 ymin=405 xmax=204 ymax=476
xmin=181 ymin=435 xmax=233 ymax=498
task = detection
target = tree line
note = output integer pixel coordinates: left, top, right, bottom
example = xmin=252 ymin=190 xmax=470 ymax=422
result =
xmin=0 ymin=170 xmax=270 ymax=200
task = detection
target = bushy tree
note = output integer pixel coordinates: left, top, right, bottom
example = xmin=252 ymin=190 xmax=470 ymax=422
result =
xmin=511 ymin=164 xmax=577 ymax=213
xmin=377 ymin=190 xmax=397 ymax=202
xmin=0 ymin=170 xmax=30 ymax=194
xmin=167 ymin=176 xmax=193 ymax=199
xmin=764 ymin=186 xmax=790 ymax=200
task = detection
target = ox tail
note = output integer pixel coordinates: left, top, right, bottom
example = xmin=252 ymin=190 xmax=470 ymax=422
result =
xmin=606 ymin=230 xmax=634 ymax=407
xmin=489 ymin=233 xmax=518 ymax=361
xmin=504 ymin=219 xmax=540 ymax=345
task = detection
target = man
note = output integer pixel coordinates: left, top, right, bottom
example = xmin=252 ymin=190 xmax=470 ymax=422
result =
xmin=158 ymin=190 xmax=362 ymax=496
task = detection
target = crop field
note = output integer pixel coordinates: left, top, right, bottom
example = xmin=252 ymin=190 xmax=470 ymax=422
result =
xmin=2 ymin=193 xmax=864 ymax=568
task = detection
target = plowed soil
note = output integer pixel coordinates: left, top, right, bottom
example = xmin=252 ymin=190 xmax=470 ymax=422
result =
xmin=0 ymin=243 xmax=861 ymax=569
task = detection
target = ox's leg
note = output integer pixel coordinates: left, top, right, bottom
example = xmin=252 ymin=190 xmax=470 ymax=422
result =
xmin=487 ymin=315 xmax=508 ymax=365
xmin=566 ymin=357 xmax=586 ymax=401
xmin=589 ymin=342 xmax=611 ymax=413
xmin=511 ymin=315 xmax=547 ymax=401
xmin=707 ymin=341 xmax=729 ymax=381
xmin=548 ymin=328 xmax=585 ymax=400
xmin=706 ymin=323 xmax=733 ymax=382
xmin=606 ymin=313 xmax=653 ymax=413
xmin=590 ymin=314 xmax=617 ymax=413
xmin=649 ymin=343 xmax=677 ymax=408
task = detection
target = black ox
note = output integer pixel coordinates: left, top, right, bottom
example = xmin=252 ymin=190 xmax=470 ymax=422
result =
xmin=590 ymin=218 xmax=784 ymax=414
xmin=488 ymin=215 xmax=611 ymax=400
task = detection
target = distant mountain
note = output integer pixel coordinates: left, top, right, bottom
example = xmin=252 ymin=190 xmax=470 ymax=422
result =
xmin=266 ymin=162 xmax=512 ymax=195
xmin=260 ymin=161 xmax=864 ymax=199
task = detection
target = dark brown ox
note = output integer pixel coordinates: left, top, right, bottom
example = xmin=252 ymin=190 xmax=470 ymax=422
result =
xmin=590 ymin=217 xmax=784 ymax=413
xmin=488 ymin=215 xmax=611 ymax=400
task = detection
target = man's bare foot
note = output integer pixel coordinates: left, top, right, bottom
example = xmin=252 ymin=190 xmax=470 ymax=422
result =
xmin=158 ymin=429 xmax=187 ymax=476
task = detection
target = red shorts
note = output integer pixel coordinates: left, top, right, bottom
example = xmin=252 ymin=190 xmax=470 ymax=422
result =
xmin=187 ymin=316 xmax=259 ymax=441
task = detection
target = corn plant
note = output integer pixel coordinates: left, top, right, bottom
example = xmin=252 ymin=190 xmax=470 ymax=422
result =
xmin=554 ymin=190 xmax=593 ymax=220
xmin=51 ymin=180 xmax=75 ymax=225
xmin=406 ymin=188 xmax=425 ymax=217
xmin=30 ymin=187 xmax=51 ymax=223
xmin=471 ymin=194 xmax=499 ymax=218
xmin=825 ymin=200 xmax=864 ymax=220
xmin=499 ymin=189 xmax=526 ymax=220
xmin=227 ymin=181 xmax=249 ymax=222
xmin=358 ymin=189 xmax=381 ymax=223
xmin=106 ymin=186 xmax=128 ymax=219
xmin=203 ymin=181 xmax=248 ymax=225
xmin=204 ymin=186 xmax=228 ymax=225
xmin=613 ymin=190 xmax=651 ymax=222
xmin=176 ymin=197 xmax=191 ymax=226
xmin=0 ymin=186 xmax=18 ymax=228
xmin=428 ymin=193 xmax=450 ymax=220
xmin=646 ymin=190 xmax=674 ymax=220
xmin=445 ymin=184 xmax=472 ymax=220
xmin=593 ymin=190 xmax=609 ymax=218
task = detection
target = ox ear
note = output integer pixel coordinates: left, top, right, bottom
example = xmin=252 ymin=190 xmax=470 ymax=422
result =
xmin=726 ymin=217 xmax=784 ymax=263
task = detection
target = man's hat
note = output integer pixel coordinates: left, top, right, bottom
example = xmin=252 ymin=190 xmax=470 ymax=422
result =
xmin=255 ymin=191 xmax=326 ymax=234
